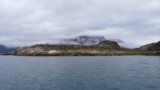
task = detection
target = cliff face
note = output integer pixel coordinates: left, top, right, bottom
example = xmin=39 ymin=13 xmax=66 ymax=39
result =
xmin=140 ymin=41 xmax=160 ymax=51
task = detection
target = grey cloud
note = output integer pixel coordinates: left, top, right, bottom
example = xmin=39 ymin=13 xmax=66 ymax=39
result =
xmin=0 ymin=0 xmax=160 ymax=47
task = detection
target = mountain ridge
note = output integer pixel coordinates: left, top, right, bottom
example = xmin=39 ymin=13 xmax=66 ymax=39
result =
xmin=60 ymin=35 xmax=124 ymax=45
xmin=140 ymin=41 xmax=160 ymax=51
xmin=0 ymin=45 xmax=18 ymax=54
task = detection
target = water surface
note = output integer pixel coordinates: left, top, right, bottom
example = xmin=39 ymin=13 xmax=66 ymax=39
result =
xmin=0 ymin=56 xmax=160 ymax=90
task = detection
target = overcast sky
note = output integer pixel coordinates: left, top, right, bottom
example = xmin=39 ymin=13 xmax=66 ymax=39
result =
xmin=0 ymin=0 xmax=160 ymax=47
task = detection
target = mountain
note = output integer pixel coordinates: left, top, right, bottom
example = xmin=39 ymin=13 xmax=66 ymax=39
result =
xmin=14 ymin=40 xmax=121 ymax=56
xmin=140 ymin=41 xmax=160 ymax=51
xmin=60 ymin=35 xmax=123 ymax=46
xmin=0 ymin=45 xmax=18 ymax=54
xmin=98 ymin=40 xmax=120 ymax=49
xmin=14 ymin=40 xmax=160 ymax=56
xmin=60 ymin=36 xmax=106 ymax=45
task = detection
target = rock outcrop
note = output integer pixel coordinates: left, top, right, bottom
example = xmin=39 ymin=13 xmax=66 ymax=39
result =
xmin=98 ymin=40 xmax=121 ymax=49
xmin=140 ymin=41 xmax=160 ymax=51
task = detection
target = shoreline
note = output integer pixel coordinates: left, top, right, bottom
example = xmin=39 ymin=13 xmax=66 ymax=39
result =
xmin=14 ymin=52 xmax=160 ymax=56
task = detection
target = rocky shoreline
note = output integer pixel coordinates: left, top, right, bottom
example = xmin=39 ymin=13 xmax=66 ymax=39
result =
xmin=1 ymin=40 xmax=158 ymax=56
xmin=14 ymin=45 xmax=160 ymax=56
xmin=13 ymin=52 xmax=160 ymax=56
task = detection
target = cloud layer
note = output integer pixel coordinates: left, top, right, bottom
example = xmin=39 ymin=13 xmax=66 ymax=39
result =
xmin=0 ymin=0 xmax=160 ymax=47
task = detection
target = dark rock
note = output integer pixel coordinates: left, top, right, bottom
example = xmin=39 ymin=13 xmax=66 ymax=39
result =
xmin=140 ymin=41 xmax=160 ymax=51
xmin=98 ymin=40 xmax=121 ymax=49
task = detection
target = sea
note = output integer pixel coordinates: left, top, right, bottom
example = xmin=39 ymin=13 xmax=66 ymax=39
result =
xmin=0 ymin=56 xmax=160 ymax=90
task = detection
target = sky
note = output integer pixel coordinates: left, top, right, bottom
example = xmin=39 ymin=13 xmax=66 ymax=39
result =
xmin=0 ymin=0 xmax=160 ymax=47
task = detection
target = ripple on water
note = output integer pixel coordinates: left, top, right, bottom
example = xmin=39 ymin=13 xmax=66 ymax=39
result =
xmin=145 ymin=85 xmax=159 ymax=89
xmin=0 ymin=56 xmax=160 ymax=90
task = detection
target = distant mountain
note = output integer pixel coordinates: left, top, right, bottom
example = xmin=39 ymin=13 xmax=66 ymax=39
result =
xmin=60 ymin=35 xmax=123 ymax=46
xmin=60 ymin=36 xmax=106 ymax=45
xmin=140 ymin=41 xmax=160 ymax=51
xmin=14 ymin=40 xmax=121 ymax=56
xmin=14 ymin=40 xmax=160 ymax=56
xmin=0 ymin=45 xmax=18 ymax=54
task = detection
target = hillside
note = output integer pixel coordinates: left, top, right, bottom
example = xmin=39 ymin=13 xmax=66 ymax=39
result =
xmin=98 ymin=40 xmax=120 ymax=49
xmin=137 ymin=41 xmax=160 ymax=55
xmin=12 ymin=40 xmax=160 ymax=56
xmin=140 ymin=41 xmax=160 ymax=51
xmin=14 ymin=40 xmax=123 ymax=56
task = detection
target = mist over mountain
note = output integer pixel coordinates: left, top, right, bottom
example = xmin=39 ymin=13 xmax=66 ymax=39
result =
xmin=0 ymin=45 xmax=18 ymax=54
xmin=60 ymin=36 xmax=105 ymax=45
xmin=0 ymin=0 xmax=160 ymax=48
xmin=0 ymin=35 xmax=142 ymax=50
xmin=59 ymin=35 xmax=140 ymax=48
xmin=60 ymin=35 xmax=124 ymax=45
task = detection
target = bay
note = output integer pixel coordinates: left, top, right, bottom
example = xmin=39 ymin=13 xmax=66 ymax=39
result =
xmin=0 ymin=56 xmax=160 ymax=90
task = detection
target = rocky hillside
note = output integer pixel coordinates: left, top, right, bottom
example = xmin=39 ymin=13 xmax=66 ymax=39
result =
xmin=140 ymin=41 xmax=160 ymax=51
xmin=98 ymin=40 xmax=120 ymax=49
xmin=14 ymin=40 xmax=122 ymax=56
xmin=14 ymin=40 xmax=160 ymax=56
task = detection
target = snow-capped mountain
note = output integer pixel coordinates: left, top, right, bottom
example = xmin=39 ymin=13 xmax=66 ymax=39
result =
xmin=60 ymin=36 xmax=124 ymax=46
xmin=60 ymin=36 xmax=105 ymax=45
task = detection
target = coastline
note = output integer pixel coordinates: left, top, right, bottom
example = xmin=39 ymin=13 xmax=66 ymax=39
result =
xmin=14 ymin=51 xmax=160 ymax=56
